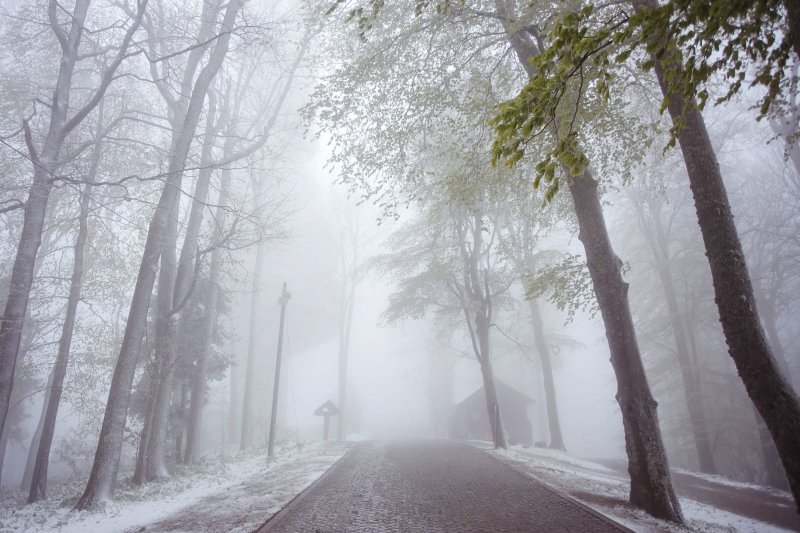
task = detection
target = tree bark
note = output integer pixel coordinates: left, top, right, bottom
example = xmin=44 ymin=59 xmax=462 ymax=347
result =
xmin=139 ymin=98 xmax=218 ymax=479
xmin=493 ymin=1 xmax=682 ymax=521
xmin=184 ymin=171 xmax=230 ymax=463
xmin=783 ymin=0 xmax=800 ymax=62
xmin=21 ymin=378 xmax=48 ymax=493
xmin=141 ymin=214 xmax=179 ymax=480
xmin=457 ymin=212 xmax=507 ymax=449
xmin=28 ymin=181 xmax=93 ymax=502
xmin=0 ymin=0 xmax=145 ymax=440
xmin=0 ymin=425 xmax=7 ymax=487
xmin=568 ymin=172 xmax=682 ymax=521
xmin=133 ymin=359 xmax=157 ymax=485
xmin=637 ymin=2 xmax=800 ymax=506
xmin=76 ymin=0 xmax=242 ymax=508
xmin=476 ymin=312 xmax=507 ymax=449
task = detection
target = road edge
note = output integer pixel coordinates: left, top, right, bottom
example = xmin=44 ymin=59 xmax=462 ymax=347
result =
xmin=254 ymin=443 xmax=357 ymax=532
xmin=480 ymin=446 xmax=636 ymax=533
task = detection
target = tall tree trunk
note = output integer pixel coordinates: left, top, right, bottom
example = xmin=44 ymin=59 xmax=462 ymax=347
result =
xmin=133 ymin=360 xmax=157 ymax=485
xmin=174 ymin=381 xmax=188 ymax=465
xmin=241 ymin=177 xmax=265 ymax=451
xmin=494 ymin=2 xmax=682 ymax=521
xmin=140 ymin=99 xmax=218 ymax=480
xmin=637 ymin=0 xmax=800 ymax=507
xmin=0 ymin=0 xmax=89 ymax=438
xmin=185 ymin=171 xmax=230 ymax=463
xmin=142 ymin=216 xmax=179 ymax=481
xmin=568 ymin=172 xmax=682 ymax=522
xmin=0 ymin=0 xmax=145 ymax=440
xmin=476 ymin=313 xmax=507 ymax=449
xmin=21 ymin=380 xmax=48 ymax=493
xmin=755 ymin=286 xmax=794 ymax=388
xmin=28 ymin=107 xmax=104 ymax=501
xmin=754 ymin=406 xmax=790 ymax=489
xmin=76 ymin=0 xmax=241 ymax=508
xmin=637 ymin=199 xmax=717 ymax=474
xmin=28 ymin=182 xmax=92 ymax=502
xmin=527 ymin=299 xmax=564 ymax=450
xmin=457 ymin=212 xmax=506 ymax=449
xmin=784 ymin=0 xmax=800 ymax=62
xmin=0 ymin=425 xmax=7 ymax=487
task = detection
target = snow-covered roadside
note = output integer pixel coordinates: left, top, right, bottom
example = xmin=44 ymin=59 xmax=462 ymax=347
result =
xmin=0 ymin=441 xmax=349 ymax=533
xmin=486 ymin=444 xmax=795 ymax=533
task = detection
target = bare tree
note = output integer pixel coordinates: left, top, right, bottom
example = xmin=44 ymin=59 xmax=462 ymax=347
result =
xmin=0 ymin=0 xmax=147 ymax=446
xmin=27 ymin=106 xmax=105 ymax=500
xmin=76 ymin=0 xmax=243 ymax=508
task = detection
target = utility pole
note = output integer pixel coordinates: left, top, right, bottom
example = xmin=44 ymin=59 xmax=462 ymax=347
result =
xmin=267 ymin=282 xmax=290 ymax=458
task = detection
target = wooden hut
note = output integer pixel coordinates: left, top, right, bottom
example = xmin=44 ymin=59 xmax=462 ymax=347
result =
xmin=448 ymin=380 xmax=534 ymax=446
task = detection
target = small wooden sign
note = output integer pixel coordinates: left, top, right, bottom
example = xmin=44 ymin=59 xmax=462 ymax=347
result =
xmin=314 ymin=400 xmax=339 ymax=441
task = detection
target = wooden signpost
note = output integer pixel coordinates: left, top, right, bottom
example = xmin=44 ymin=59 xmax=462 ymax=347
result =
xmin=314 ymin=400 xmax=339 ymax=441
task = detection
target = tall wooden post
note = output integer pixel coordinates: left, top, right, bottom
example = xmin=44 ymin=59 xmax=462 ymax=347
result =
xmin=267 ymin=283 xmax=290 ymax=458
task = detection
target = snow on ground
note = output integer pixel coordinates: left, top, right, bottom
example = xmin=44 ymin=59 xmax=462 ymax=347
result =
xmin=0 ymin=441 xmax=349 ymax=533
xmin=487 ymin=443 xmax=796 ymax=533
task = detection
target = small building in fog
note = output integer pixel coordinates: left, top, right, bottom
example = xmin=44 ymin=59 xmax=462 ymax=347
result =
xmin=448 ymin=380 xmax=534 ymax=446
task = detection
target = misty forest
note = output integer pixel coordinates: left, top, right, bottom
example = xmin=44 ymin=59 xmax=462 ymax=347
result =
xmin=0 ymin=0 xmax=799 ymax=531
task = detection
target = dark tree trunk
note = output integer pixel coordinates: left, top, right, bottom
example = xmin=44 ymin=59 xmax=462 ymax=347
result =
xmin=567 ymin=172 xmax=683 ymax=522
xmin=784 ymin=0 xmax=800 ymax=62
xmin=754 ymin=406 xmax=790 ymax=489
xmin=527 ymin=300 xmax=565 ymax=450
xmin=638 ymin=9 xmax=800 ymax=506
xmin=28 ymin=182 xmax=93 ymax=503
xmin=755 ymin=286 xmax=794 ymax=388
xmin=476 ymin=313 xmax=506 ymax=449
xmin=494 ymin=2 xmax=682 ymax=521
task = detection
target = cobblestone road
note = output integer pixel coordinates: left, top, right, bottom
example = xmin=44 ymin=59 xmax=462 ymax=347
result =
xmin=259 ymin=440 xmax=627 ymax=532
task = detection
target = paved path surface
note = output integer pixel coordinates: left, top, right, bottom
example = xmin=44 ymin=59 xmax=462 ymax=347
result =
xmin=260 ymin=440 xmax=627 ymax=532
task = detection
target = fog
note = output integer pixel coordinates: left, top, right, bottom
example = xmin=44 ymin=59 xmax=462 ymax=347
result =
xmin=0 ymin=0 xmax=798 ymax=530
